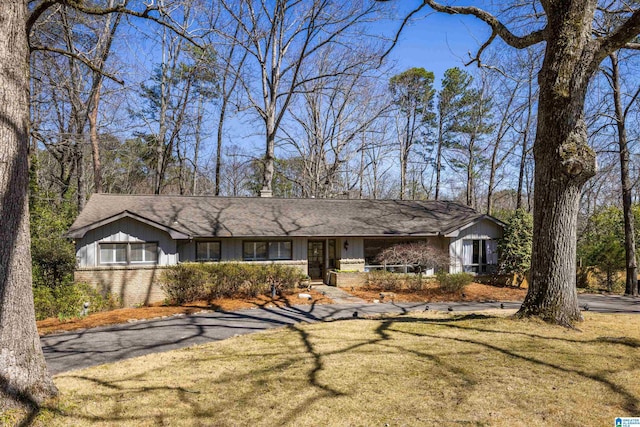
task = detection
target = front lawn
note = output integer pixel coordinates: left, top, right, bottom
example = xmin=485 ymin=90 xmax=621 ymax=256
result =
xmin=30 ymin=311 xmax=640 ymax=426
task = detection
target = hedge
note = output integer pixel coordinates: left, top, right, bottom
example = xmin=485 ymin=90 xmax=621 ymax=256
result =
xmin=161 ymin=263 xmax=306 ymax=304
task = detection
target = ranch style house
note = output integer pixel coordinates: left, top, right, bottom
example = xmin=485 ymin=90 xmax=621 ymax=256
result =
xmin=66 ymin=194 xmax=504 ymax=306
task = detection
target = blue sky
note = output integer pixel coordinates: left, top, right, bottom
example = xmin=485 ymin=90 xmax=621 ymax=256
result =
xmin=383 ymin=2 xmax=492 ymax=85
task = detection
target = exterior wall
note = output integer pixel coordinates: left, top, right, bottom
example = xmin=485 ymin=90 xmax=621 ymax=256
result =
xmin=448 ymin=219 xmax=503 ymax=273
xmin=76 ymin=218 xmax=178 ymax=267
xmin=336 ymin=237 xmax=365 ymax=272
xmin=75 ymin=265 xmax=169 ymax=307
xmin=339 ymin=237 xmax=363 ymax=260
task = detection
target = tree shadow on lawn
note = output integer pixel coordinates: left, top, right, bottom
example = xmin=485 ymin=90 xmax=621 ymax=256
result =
xmin=31 ymin=313 xmax=640 ymax=426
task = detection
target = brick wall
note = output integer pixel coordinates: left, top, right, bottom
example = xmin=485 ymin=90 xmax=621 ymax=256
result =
xmin=75 ymin=266 xmax=169 ymax=307
xmin=328 ymin=271 xmax=367 ymax=288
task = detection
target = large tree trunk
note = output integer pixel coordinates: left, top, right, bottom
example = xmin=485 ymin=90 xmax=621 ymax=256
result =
xmin=610 ymin=52 xmax=639 ymax=296
xmin=516 ymin=69 xmax=534 ymax=211
xmin=214 ymin=97 xmax=227 ymax=196
xmin=434 ymin=126 xmax=443 ymax=200
xmin=262 ymin=114 xmax=276 ymax=195
xmin=0 ymin=0 xmax=58 ymax=408
xmin=75 ymin=138 xmax=86 ymax=211
xmin=88 ymin=81 xmax=103 ymax=193
xmin=517 ymin=4 xmax=598 ymax=325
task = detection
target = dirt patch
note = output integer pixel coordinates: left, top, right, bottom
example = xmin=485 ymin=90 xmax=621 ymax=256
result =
xmin=347 ymin=282 xmax=527 ymax=303
xmin=37 ymin=290 xmax=332 ymax=336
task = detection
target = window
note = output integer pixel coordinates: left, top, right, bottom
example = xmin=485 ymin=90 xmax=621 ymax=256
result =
xmin=243 ymin=241 xmax=292 ymax=261
xmin=100 ymin=243 xmax=127 ymax=264
xmin=268 ymin=241 xmax=292 ymax=260
xmin=196 ymin=241 xmax=221 ymax=261
xmin=99 ymin=242 xmax=158 ymax=265
xmin=463 ymin=239 xmax=497 ymax=273
xmin=130 ymin=243 xmax=158 ymax=263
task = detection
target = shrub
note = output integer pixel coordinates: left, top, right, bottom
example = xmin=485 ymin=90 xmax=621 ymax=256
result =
xmin=161 ymin=263 xmax=306 ymax=304
xmin=365 ymin=270 xmax=402 ymax=291
xmin=436 ymin=272 xmax=473 ymax=293
xmin=161 ymin=264 xmax=209 ymax=304
xmin=407 ymin=274 xmax=425 ymax=291
xmin=365 ymin=270 xmax=436 ymax=291
xmin=33 ymin=282 xmax=120 ymax=321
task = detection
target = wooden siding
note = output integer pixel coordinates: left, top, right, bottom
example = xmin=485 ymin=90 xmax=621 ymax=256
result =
xmin=449 ymin=219 xmax=503 ymax=273
xmin=75 ymin=217 xmax=178 ymax=267
xmin=339 ymin=237 xmax=364 ymax=259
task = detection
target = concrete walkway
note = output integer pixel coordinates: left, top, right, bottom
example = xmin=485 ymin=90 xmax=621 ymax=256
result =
xmin=313 ymin=284 xmax=366 ymax=304
xmin=41 ymin=293 xmax=640 ymax=375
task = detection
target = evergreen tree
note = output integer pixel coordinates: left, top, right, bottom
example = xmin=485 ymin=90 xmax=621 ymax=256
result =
xmin=498 ymin=209 xmax=533 ymax=286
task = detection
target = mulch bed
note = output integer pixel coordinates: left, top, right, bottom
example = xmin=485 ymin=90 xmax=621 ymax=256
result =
xmin=347 ymin=282 xmax=527 ymax=303
xmin=37 ymin=289 xmax=331 ymax=336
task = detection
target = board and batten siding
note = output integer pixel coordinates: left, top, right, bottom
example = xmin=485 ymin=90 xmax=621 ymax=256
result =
xmin=75 ymin=217 xmax=178 ymax=267
xmin=448 ymin=219 xmax=503 ymax=273
xmin=339 ymin=237 xmax=364 ymax=259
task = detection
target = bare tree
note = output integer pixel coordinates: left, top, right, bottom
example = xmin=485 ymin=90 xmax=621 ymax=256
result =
xmin=375 ymin=242 xmax=449 ymax=272
xmin=486 ymin=72 xmax=522 ymax=215
xmin=205 ymin=10 xmax=249 ymax=196
xmin=219 ymin=0 xmax=385 ymax=195
xmin=603 ymin=51 xmax=640 ymax=295
xmin=279 ymin=45 xmax=390 ymax=198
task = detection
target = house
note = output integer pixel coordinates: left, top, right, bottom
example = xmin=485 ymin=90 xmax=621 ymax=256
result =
xmin=66 ymin=194 xmax=504 ymax=305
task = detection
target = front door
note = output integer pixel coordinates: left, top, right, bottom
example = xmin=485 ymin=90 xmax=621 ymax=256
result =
xmin=308 ymin=240 xmax=325 ymax=280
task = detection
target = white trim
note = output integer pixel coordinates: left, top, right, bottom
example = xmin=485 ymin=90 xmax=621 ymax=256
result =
xmin=443 ymin=215 xmax=505 ymax=237
xmin=67 ymin=211 xmax=189 ymax=239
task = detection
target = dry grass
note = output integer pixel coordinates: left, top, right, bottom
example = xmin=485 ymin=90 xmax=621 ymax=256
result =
xmin=37 ymin=290 xmax=332 ymax=336
xmin=29 ymin=311 xmax=640 ymax=426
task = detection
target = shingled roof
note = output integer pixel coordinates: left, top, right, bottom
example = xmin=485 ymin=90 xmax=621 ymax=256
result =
xmin=67 ymin=194 xmax=498 ymax=239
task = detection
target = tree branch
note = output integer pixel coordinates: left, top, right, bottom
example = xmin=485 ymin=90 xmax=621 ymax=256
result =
xmin=379 ymin=1 xmax=428 ymax=61
xmin=419 ymin=0 xmax=546 ymax=49
xmin=30 ymin=45 xmax=125 ymax=85
xmin=596 ymin=9 xmax=640 ymax=58
xmin=27 ymin=0 xmax=59 ymax=33
xmin=28 ymin=0 xmax=202 ymax=47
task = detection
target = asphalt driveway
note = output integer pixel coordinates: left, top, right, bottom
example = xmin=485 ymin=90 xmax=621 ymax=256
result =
xmin=42 ymin=294 xmax=640 ymax=375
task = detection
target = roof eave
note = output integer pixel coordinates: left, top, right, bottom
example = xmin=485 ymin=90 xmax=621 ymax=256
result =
xmin=65 ymin=211 xmax=190 ymax=240
xmin=442 ymin=214 xmax=505 ymax=238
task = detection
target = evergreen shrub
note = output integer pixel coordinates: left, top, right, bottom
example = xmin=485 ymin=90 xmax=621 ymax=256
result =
xmin=33 ymin=282 xmax=120 ymax=321
xmin=161 ymin=263 xmax=305 ymax=304
xmin=436 ymin=272 xmax=473 ymax=293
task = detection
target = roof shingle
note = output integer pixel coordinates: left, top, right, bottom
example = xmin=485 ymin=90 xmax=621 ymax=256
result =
xmin=67 ymin=194 xmax=489 ymax=239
